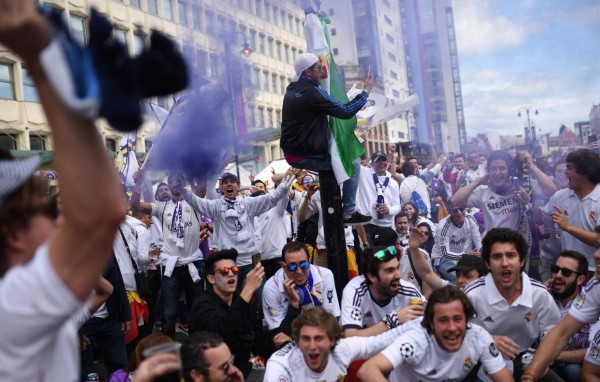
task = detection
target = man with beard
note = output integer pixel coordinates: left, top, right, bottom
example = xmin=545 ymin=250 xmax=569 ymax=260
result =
xmin=357 ymin=286 xmax=512 ymax=382
xmin=189 ymin=249 xmax=267 ymax=378
xmin=540 ymin=148 xmax=600 ymax=276
xmin=463 ymin=228 xmax=561 ymax=381
xmin=443 ymin=153 xmax=467 ymax=194
xmin=340 ymin=245 xmax=424 ymax=337
xmin=523 ymin=227 xmax=600 ymax=381
xmin=544 ymin=250 xmax=591 ymax=380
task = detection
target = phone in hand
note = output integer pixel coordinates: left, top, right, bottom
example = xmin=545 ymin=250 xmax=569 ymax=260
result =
xmin=251 ymin=253 xmax=261 ymax=267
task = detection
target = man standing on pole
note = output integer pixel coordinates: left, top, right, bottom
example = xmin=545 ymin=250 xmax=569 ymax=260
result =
xmin=281 ymin=52 xmax=373 ymax=226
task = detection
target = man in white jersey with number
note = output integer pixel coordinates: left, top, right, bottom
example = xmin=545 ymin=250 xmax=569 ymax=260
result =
xmin=264 ymin=307 xmax=416 ymax=382
xmin=357 ymin=286 xmax=513 ymax=382
xmin=340 ymin=246 xmax=424 ymax=337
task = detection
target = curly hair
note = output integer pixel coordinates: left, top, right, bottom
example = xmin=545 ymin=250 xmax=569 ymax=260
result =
xmin=291 ymin=307 xmax=343 ymax=349
xmin=421 ymin=286 xmax=476 ymax=334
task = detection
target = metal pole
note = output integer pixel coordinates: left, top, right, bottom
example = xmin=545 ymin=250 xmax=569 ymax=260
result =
xmin=225 ymin=35 xmax=241 ymax=181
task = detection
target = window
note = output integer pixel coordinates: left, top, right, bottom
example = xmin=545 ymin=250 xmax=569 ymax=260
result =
xmin=197 ymin=51 xmax=208 ymax=77
xmin=275 ymin=109 xmax=281 ymax=127
xmin=267 ymin=107 xmax=274 ymax=127
xmin=163 ymin=0 xmax=173 ymax=21
xmin=192 ymin=6 xmax=201 ymax=30
xmin=384 ymin=15 xmax=392 ymax=25
xmin=29 ymin=135 xmax=46 ymax=150
xmin=256 ymin=106 xmax=264 ymax=127
xmin=210 ymin=55 xmax=220 ymax=78
xmin=252 ymin=68 xmax=260 ymax=88
xmin=258 ymin=34 xmax=265 ymax=54
xmin=69 ymin=14 xmax=86 ymax=44
xmin=178 ymin=1 xmax=187 ymax=25
xmin=328 ymin=8 xmax=334 ymax=16
xmin=390 ymin=70 xmax=398 ymax=79
xmin=284 ymin=44 xmax=290 ymax=63
xmin=130 ymin=0 xmax=141 ymax=8
xmin=0 ymin=63 xmax=14 ymax=100
xmin=392 ymin=89 xmax=400 ymax=97
xmin=148 ymin=0 xmax=158 ymax=16
xmin=276 ymin=41 xmax=281 ymax=60
xmin=387 ymin=52 xmax=396 ymax=62
xmin=0 ymin=134 xmax=16 ymax=150
xmin=262 ymin=71 xmax=269 ymax=91
xmin=22 ymin=67 xmax=38 ymax=102
xmin=281 ymin=10 xmax=286 ymax=28
xmin=271 ymin=73 xmax=278 ymax=93
xmin=331 ymin=28 xmax=336 ymax=36
xmin=114 ymin=28 xmax=128 ymax=48
xmin=133 ymin=33 xmax=145 ymax=55
xmin=255 ymin=0 xmax=262 ymax=17
xmin=280 ymin=76 xmax=286 ymax=93
xmin=249 ymin=30 xmax=257 ymax=51
xmin=332 ymin=48 xmax=338 ymax=56
xmin=386 ymin=33 xmax=394 ymax=43
xmin=268 ymin=38 xmax=274 ymax=57
xmin=205 ymin=11 xmax=215 ymax=35
xmin=105 ymin=138 xmax=117 ymax=152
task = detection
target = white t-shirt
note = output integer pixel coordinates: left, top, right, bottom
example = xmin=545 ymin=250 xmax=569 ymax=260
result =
xmin=341 ymin=275 xmax=424 ymax=330
xmin=431 ymin=215 xmax=482 ymax=261
xmin=464 ymin=273 xmax=560 ymax=352
xmin=467 ymin=186 xmax=522 ymax=232
xmin=541 ymin=185 xmax=600 ymax=271
xmin=151 ymin=199 xmax=202 ymax=260
xmin=113 ymin=220 xmax=140 ymax=291
xmin=357 ymin=166 xmax=401 ymax=227
xmin=400 ymin=246 xmax=430 ymax=291
xmin=383 ymin=322 xmax=505 ymax=382
xmin=264 ymin=322 xmax=415 ymax=382
xmin=263 ymin=265 xmax=340 ymax=330
xmin=255 ymin=195 xmax=290 ymax=260
xmin=0 ymin=244 xmax=82 ymax=381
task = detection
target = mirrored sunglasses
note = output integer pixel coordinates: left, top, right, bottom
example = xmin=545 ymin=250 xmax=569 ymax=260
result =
xmin=217 ymin=266 xmax=239 ymax=276
xmin=374 ymin=246 xmax=397 ymax=261
xmin=286 ymin=260 xmax=310 ymax=272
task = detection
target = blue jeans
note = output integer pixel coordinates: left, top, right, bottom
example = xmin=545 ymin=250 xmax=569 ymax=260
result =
xmin=160 ymin=261 xmax=204 ymax=338
xmin=552 ymin=363 xmax=581 ymax=381
xmin=289 ymin=154 xmax=359 ymax=217
xmin=438 ymin=258 xmax=458 ymax=283
xmin=80 ymin=317 xmax=128 ymax=378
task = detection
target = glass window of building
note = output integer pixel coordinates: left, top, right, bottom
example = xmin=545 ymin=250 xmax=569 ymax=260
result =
xmin=22 ymin=67 xmax=38 ymax=102
xmin=114 ymin=28 xmax=128 ymax=48
xmin=258 ymin=34 xmax=265 ymax=54
xmin=163 ymin=0 xmax=174 ymax=21
xmin=0 ymin=134 xmax=16 ymax=150
xmin=268 ymin=38 xmax=274 ymax=57
xmin=205 ymin=11 xmax=215 ymax=35
xmin=275 ymin=41 xmax=281 ymax=60
xmin=271 ymin=73 xmax=278 ymax=93
xmin=29 ymin=135 xmax=45 ymax=151
xmin=148 ymin=0 xmax=158 ymax=16
xmin=255 ymin=0 xmax=262 ymax=17
xmin=69 ymin=14 xmax=86 ymax=44
xmin=262 ymin=71 xmax=269 ymax=91
xmin=178 ymin=1 xmax=188 ymax=25
xmin=256 ymin=106 xmax=264 ymax=127
xmin=133 ymin=33 xmax=145 ymax=55
xmin=192 ymin=6 xmax=201 ymax=30
xmin=0 ymin=63 xmax=14 ymax=100
xmin=130 ymin=0 xmax=141 ymax=9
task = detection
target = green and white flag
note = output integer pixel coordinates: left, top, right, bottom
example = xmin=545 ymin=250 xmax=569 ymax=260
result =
xmin=304 ymin=9 xmax=365 ymax=184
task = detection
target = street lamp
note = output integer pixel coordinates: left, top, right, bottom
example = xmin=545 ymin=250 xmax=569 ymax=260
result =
xmin=517 ymin=106 xmax=539 ymax=152
xmin=224 ymin=31 xmax=252 ymax=181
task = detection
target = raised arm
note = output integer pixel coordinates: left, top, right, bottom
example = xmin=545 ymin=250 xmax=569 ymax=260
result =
xmin=451 ymin=175 xmax=487 ymax=208
xmin=520 ymin=152 xmax=556 ymax=197
xmin=407 ymin=228 xmax=446 ymax=290
xmin=2 ymin=2 xmax=126 ymax=300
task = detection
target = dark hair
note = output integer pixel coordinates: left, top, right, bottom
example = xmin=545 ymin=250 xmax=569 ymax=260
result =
xmin=486 ymin=150 xmax=514 ymax=173
xmin=252 ymin=179 xmax=266 ymax=187
xmin=167 ymin=171 xmax=186 ymax=183
xmin=128 ymin=332 xmax=173 ymax=372
xmin=401 ymin=161 xmax=418 ymax=177
xmin=481 ymin=228 xmax=528 ymax=265
xmin=154 ymin=182 xmax=169 ymax=200
xmin=558 ymin=250 xmax=589 ymax=276
xmin=182 ymin=332 xmax=225 ymax=381
xmin=403 ymin=202 xmax=420 ymax=226
xmin=205 ymin=249 xmax=238 ymax=275
xmin=421 ymin=286 xmax=476 ymax=334
xmin=417 ymin=222 xmax=435 ymax=254
xmin=454 ymin=153 xmax=466 ymax=162
xmin=361 ymin=246 xmax=399 ymax=285
xmin=291 ymin=307 xmax=343 ymax=348
xmin=281 ymin=241 xmax=310 ymax=263
xmin=566 ymin=149 xmax=600 ymax=184
xmin=394 ymin=212 xmax=408 ymax=224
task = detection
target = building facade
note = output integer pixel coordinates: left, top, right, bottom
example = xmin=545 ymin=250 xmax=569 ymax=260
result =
xmin=0 ymin=0 xmax=305 ymax=173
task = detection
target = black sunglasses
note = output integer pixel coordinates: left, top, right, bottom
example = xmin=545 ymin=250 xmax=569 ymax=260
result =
xmin=550 ymin=264 xmax=580 ymax=278
xmin=451 ymin=207 xmax=465 ymax=214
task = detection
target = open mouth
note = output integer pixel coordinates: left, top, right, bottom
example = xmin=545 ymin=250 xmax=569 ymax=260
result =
xmin=308 ymin=353 xmax=319 ymax=362
xmin=444 ymin=334 xmax=461 ymax=347
xmin=501 ymin=270 xmax=512 ymax=282
xmin=227 ymin=279 xmax=235 ymax=287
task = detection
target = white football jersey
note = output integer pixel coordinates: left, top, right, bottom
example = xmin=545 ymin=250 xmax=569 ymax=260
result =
xmin=341 ymin=275 xmax=424 ymax=330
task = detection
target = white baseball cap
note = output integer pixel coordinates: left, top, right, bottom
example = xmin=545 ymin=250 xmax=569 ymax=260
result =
xmin=293 ymin=52 xmax=319 ymax=81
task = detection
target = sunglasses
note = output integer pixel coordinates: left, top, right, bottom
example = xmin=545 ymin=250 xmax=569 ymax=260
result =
xmin=217 ymin=266 xmax=239 ymax=276
xmin=302 ymin=178 xmax=314 ymax=184
xmin=285 ymin=260 xmax=310 ymax=272
xmin=550 ymin=265 xmax=580 ymax=278
xmin=209 ymin=355 xmax=235 ymax=374
xmin=374 ymin=246 xmax=397 ymax=261
xmin=451 ymin=207 xmax=465 ymax=214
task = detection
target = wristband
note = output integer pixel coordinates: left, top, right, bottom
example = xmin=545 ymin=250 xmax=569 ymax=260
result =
xmin=521 ymin=372 xmax=536 ymax=382
xmin=382 ymin=311 xmax=400 ymax=329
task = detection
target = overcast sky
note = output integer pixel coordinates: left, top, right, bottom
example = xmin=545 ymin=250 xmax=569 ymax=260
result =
xmin=452 ymin=0 xmax=600 ymax=141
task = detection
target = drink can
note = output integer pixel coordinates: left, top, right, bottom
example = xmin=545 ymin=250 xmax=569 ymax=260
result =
xmin=521 ymin=352 xmax=534 ymax=369
xmin=86 ymin=373 xmax=99 ymax=382
xmin=409 ymin=297 xmax=423 ymax=306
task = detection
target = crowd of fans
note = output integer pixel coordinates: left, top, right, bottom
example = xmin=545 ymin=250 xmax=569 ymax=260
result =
xmin=3 ymin=2 xmax=600 ymax=382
